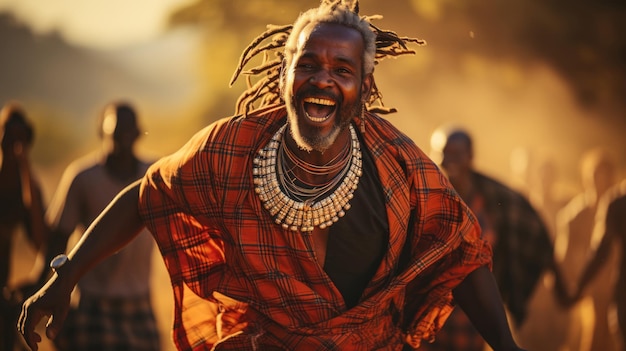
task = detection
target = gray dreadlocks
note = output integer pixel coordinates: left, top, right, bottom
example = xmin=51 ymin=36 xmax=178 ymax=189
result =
xmin=230 ymin=0 xmax=425 ymax=116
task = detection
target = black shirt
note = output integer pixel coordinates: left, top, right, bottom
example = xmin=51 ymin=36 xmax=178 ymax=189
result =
xmin=324 ymin=143 xmax=389 ymax=309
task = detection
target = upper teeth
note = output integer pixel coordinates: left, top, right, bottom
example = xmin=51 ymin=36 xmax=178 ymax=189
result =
xmin=304 ymin=97 xmax=334 ymax=106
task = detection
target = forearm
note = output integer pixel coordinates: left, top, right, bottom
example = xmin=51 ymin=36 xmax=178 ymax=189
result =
xmin=453 ymin=265 xmax=521 ymax=351
xmin=34 ymin=230 xmax=70 ymax=287
xmin=57 ymin=180 xmax=145 ymax=286
xmin=577 ymin=233 xmax=612 ymax=295
xmin=19 ymin=156 xmax=47 ymax=249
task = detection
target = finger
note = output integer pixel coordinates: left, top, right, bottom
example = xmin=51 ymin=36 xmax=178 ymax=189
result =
xmin=18 ymin=301 xmax=44 ymax=351
xmin=45 ymin=304 xmax=69 ymax=340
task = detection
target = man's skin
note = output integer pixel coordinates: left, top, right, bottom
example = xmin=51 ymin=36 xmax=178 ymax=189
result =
xmin=574 ymin=187 xmax=626 ymax=349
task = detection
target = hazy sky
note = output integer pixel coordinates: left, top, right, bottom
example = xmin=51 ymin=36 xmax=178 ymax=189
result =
xmin=0 ymin=0 xmax=196 ymax=49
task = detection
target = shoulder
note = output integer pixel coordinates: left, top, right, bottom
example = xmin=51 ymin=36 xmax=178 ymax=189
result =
xmin=475 ymin=172 xmax=518 ymax=196
xmin=558 ymin=193 xmax=590 ymax=221
xmin=602 ymin=180 xmax=626 ymax=217
xmin=364 ymin=112 xmax=433 ymax=167
xmin=52 ymin=153 xmax=105 ymax=198
xmin=191 ymin=104 xmax=286 ymax=150
xmin=365 ymin=112 xmax=415 ymax=146
xmin=61 ymin=152 xmax=104 ymax=182
xmin=474 ymin=172 xmax=536 ymax=208
xmin=145 ymin=105 xmax=286 ymax=176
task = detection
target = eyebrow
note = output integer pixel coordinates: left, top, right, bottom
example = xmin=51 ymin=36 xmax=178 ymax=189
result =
xmin=300 ymin=51 xmax=360 ymax=69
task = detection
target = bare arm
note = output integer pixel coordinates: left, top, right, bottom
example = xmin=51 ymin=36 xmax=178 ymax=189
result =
xmin=574 ymin=202 xmax=617 ymax=300
xmin=453 ymin=265 xmax=525 ymax=351
xmin=18 ymin=179 xmax=145 ymax=351
xmin=17 ymin=142 xmax=48 ymax=250
xmin=64 ymin=179 xmax=145 ymax=279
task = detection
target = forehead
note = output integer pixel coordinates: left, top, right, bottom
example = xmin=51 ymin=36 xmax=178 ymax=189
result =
xmin=102 ymin=109 xmax=137 ymax=135
xmin=296 ymin=22 xmax=365 ymax=62
xmin=443 ymin=138 xmax=470 ymax=153
xmin=3 ymin=118 xmax=29 ymax=134
xmin=1 ymin=120 xmax=30 ymax=143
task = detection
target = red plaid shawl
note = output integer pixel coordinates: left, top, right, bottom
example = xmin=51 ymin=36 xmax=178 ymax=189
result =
xmin=138 ymin=105 xmax=492 ymax=350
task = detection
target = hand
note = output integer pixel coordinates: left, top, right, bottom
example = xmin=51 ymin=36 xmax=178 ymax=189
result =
xmin=216 ymin=307 xmax=248 ymax=341
xmin=566 ymin=285 xmax=584 ymax=308
xmin=553 ymin=283 xmax=575 ymax=308
xmin=17 ymin=275 xmax=73 ymax=351
xmin=550 ymin=268 xmax=578 ymax=308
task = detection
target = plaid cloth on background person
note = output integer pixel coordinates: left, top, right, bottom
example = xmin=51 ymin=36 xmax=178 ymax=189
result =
xmin=54 ymin=294 xmax=161 ymax=351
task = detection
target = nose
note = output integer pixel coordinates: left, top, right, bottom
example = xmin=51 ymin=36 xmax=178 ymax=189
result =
xmin=309 ymin=69 xmax=333 ymax=87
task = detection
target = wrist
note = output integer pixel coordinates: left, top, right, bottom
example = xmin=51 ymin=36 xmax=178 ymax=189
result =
xmin=48 ymin=253 xmax=80 ymax=291
xmin=50 ymin=254 xmax=69 ymax=273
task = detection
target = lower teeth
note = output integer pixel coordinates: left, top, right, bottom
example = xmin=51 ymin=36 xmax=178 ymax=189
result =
xmin=305 ymin=111 xmax=329 ymax=122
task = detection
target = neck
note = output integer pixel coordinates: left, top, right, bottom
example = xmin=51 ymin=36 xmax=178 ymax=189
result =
xmin=284 ymin=125 xmax=351 ymax=165
xmin=253 ymin=123 xmax=363 ymax=232
xmin=283 ymin=126 xmax=353 ymax=185
xmin=104 ymin=151 xmax=138 ymax=182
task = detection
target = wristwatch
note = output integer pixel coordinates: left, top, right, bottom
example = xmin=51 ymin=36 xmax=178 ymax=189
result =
xmin=50 ymin=254 xmax=70 ymax=273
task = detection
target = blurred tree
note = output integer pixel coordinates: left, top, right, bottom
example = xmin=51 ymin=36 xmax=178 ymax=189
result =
xmin=168 ymin=0 xmax=626 ymax=121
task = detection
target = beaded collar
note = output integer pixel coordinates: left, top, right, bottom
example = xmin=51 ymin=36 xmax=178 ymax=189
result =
xmin=253 ymin=124 xmax=362 ymax=232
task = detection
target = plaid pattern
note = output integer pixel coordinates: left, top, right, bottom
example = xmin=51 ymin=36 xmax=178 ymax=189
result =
xmin=471 ymin=172 xmax=554 ymax=326
xmin=417 ymin=308 xmax=484 ymax=351
xmin=54 ymin=294 xmax=160 ymax=351
xmin=417 ymin=167 xmax=554 ymax=351
xmin=138 ymin=105 xmax=492 ymax=350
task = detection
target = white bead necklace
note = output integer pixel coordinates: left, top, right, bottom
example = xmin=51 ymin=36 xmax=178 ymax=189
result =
xmin=253 ymin=124 xmax=362 ymax=232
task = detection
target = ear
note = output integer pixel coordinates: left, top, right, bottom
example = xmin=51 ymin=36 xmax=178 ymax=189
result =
xmin=361 ymin=72 xmax=373 ymax=103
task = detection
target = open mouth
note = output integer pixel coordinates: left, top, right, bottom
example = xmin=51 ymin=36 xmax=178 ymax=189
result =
xmin=303 ymin=97 xmax=336 ymax=123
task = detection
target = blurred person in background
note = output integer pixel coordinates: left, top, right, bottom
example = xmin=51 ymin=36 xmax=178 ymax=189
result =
xmin=39 ymin=101 xmax=160 ymax=351
xmin=571 ymin=179 xmax=626 ymax=351
xmin=0 ymin=102 xmax=48 ymax=351
xmin=527 ymin=156 xmax=572 ymax=240
xmin=19 ymin=2 xmax=526 ymax=350
xmin=425 ymin=125 xmax=569 ymax=351
xmin=555 ymin=147 xmax=619 ymax=351
xmin=518 ymin=155 xmax=573 ymax=351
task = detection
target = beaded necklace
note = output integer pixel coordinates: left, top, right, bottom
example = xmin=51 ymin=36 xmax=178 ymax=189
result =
xmin=253 ymin=124 xmax=362 ymax=232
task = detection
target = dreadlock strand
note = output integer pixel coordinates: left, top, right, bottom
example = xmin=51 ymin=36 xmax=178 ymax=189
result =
xmin=259 ymin=81 xmax=281 ymax=106
xmin=370 ymin=23 xmax=425 ymax=57
xmin=236 ymin=78 xmax=268 ymax=113
xmin=375 ymin=47 xmax=416 ymax=59
xmin=242 ymin=58 xmax=282 ymax=76
xmin=236 ymin=71 xmax=282 ymax=115
xmin=402 ymin=36 xmax=427 ymax=46
xmin=353 ymin=0 xmax=359 ymax=14
xmin=236 ymin=58 xmax=282 ymax=113
xmin=368 ymin=106 xmax=398 ymax=114
xmin=229 ymin=24 xmax=292 ymax=86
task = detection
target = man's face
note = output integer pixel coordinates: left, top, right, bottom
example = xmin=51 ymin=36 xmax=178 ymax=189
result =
xmin=101 ymin=110 xmax=139 ymax=152
xmin=283 ymin=22 xmax=371 ymax=152
xmin=441 ymin=138 xmax=473 ymax=186
xmin=1 ymin=120 xmax=31 ymax=157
